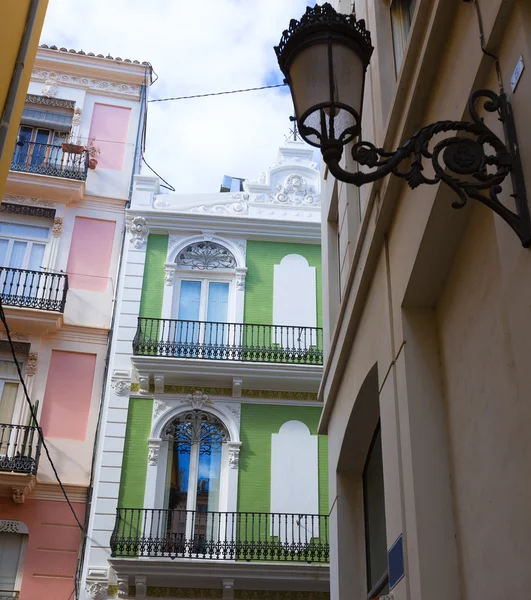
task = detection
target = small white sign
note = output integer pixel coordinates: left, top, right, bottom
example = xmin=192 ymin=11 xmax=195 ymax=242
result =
xmin=511 ymin=56 xmax=524 ymax=92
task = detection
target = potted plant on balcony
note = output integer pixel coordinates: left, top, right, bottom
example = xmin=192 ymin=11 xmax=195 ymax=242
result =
xmin=87 ymin=138 xmax=101 ymax=169
xmin=61 ymin=135 xmax=84 ymax=154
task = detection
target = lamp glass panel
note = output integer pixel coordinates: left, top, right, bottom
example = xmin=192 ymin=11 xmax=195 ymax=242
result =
xmin=289 ymin=42 xmax=364 ymax=146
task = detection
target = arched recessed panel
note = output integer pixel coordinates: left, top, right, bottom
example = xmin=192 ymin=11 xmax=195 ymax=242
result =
xmin=176 ymin=241 xmax=237 ymax=270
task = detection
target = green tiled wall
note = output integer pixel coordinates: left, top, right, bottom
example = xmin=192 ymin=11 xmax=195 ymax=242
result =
xmin=244 ymin=241 xmax=322 ymax=327
xmin=237 ymin=403 xmax=328 ymax=514
xmin=139 ymin=234 xmax=168 ymax=318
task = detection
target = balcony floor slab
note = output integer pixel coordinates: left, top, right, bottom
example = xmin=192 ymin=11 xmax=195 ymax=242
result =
xmin=3 ymin=306 xmax=63 ymax=335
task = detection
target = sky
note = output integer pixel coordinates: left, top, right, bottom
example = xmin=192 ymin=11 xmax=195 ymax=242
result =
xmin=40 ymin=0 xmax=314 ymax=194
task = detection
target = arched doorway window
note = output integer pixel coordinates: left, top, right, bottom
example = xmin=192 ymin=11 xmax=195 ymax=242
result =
xmin=363 ymin=422 xmax=389 ymax=598
xmin=163 ymin=410 xmax=229 ymax=547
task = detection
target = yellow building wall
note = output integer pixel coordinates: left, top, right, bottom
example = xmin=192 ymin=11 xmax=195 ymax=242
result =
xmin=0 ymin=0 xmax=49 ymax=200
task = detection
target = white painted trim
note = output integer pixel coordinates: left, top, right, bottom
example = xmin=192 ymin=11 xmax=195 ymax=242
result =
xmin=0 ymin=520 xmax=29 ymax=534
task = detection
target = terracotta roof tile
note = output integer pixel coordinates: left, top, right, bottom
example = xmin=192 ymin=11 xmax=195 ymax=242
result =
xmin=39 ymin=44 xmax=150 ymax=66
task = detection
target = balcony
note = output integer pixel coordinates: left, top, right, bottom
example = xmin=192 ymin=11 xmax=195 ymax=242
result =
xmin=0 ymin=424 xmax=42 ymax=503
xmin=133 ymin=318 xmax=323 ymax=364
xmin=7 ymin=141 xmax=88 ymax=202
xmin=111 ymin=508 xmax=329 ymax=562
xmin=11 ymin=140 xmax=88 ymax=180
xmin=131 ymin=318 xmax=324 ymax=392
xmin=0 ymin=267 xmax=68 ymax=333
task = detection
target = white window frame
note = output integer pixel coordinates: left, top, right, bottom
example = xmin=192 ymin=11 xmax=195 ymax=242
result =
xmin=0 ymin=214 xmax=52 ymax=272
xmin=390 ymin=0 xmax=417 ymax=76
xmin=0 ymin=357 xmax=25 ymax=426
xmin=0 ymin=522 xmax=29 ymax=596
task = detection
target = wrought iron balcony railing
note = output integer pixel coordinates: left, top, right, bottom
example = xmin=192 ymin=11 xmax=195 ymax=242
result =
xmin=11 ymin=141 xmax=89 ymax=181
xmin=111 ymin=508 xmax=329 ymax=562
xmin=0 ymin=267 xmax=68 ymax=312
xmin=0 ymin=424 xmax=42 ymax=476
xmin=0 ymin=592 xmax=19 ymax=600
xmin=133 ymin=318 xmax=323 ymax=365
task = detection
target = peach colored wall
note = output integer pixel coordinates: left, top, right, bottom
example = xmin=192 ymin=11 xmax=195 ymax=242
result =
xmin=0 ymin=497 xmax=84 ymax=600
xmin=40 ymin=350 xmax=96 ymax=441
xmin=88 ymin=102 xmax=131 ymax=170
xmin=66 ymin=216 xmax=116 ymax=292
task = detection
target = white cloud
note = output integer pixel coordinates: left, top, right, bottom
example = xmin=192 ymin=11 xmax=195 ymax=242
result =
xmin=40 ymin=0 xmax=313 ymax=193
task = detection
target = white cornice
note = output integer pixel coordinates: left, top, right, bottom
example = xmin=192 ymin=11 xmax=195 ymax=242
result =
xmin=35 ymin=49 xmax=149 ymax=87
xmin=127 ymin=210 xmax=321 ymax=243
xmin=79 ymin=196 xmax=127 ymax=214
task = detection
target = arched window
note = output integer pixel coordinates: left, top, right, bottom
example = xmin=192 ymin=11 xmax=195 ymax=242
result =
xmin=176 ymin=241 xmax=237 ymax=271
xmin=163 ymin=410 xmax=229 ymax=514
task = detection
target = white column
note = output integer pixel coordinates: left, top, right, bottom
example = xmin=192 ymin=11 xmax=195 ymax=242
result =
xmin=234 ymin=267 xmax=247 ymax=322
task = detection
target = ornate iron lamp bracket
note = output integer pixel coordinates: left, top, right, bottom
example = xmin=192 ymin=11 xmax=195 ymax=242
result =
xmin=318 ymin=89 xmax=531 ymax=247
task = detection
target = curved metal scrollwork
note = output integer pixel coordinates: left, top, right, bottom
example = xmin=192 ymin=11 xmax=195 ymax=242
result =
xmin=176 ymin=241 xmax=237 ymax=270
xmin=163 ymin=410 xmax=229 ymax=455
xmin=323 ymin=89 xmax=531 ymax=247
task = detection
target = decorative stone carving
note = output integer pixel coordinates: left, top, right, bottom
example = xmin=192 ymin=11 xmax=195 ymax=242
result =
xmin=2 ymin=194 xmax=56 ymax=208
xmin=227 ymin=443 xmax=241 ymax=469
xmin=112 ymin=380 xmax=131 ymax=397
xmin=25 ymin=353 xmax=38 ymax=376
xmin=183 ymin=390 xmax=213 ymax=410
xmin=71 ymin=107 xmax=82 ymax=127
xmin=273 ymin=174 xmax=319 ymax=206
xmin=224 ymin=403 xmax=241 ymax=426
xmin=235 ymin=267 xmax=247 ymax=291
xmin=86 ymin=582 xmax=108 ymax=600
xmin=128 ymin=217 xmax=149 ymax=249
xmin=153 ymin=399 xmax=167 ymax=418
xmin=153 ymin=196 xmax=171 ymax=209
xmin=190 ymin=201 xmax=249 ymax=216
xmin=164 ymin=263 xmax=176 ymax=286
xmin=234 ymin=239 xmax=247 ymax=255
xmin=154 ymin=374 xmax=164 ymax=394
xmin=135 ymin=577 xmax=147 ymax=599
xmin=0 ymin=520 xmax=27 ymax=533
xmin=117 ymin=577 xmax=129 ymax=598
xmin=138 ymin=373 xmax=150 ymax=395
xmin=148 ymin=440 xmax=160 ymax=466
xmin=12 ymin=488 xmax=26 ymax=504
xmin=32 ymin=70 xmax=142 ymax=98
xmin=52 ymin=217 xmax=63 ymax=238
xmin=167 ymin=235 xmax=186 ymax=256
xmin=41 ymin=78 xmax=58 ymax=98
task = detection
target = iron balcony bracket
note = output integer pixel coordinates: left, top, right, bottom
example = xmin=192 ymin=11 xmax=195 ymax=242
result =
xmin=317 ymin=89 xmax=531 ymax=247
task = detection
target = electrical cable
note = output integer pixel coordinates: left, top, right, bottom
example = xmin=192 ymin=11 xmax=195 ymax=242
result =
xmin=148 ymin=82 xmax=287 ymax=103
xmin=0 ymin=299 xmax=86 ymax=536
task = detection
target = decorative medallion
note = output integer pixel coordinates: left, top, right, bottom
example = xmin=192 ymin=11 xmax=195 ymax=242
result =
xmin=41 ymin=78 xmax=59 ymax=98
xmin=176 ymin=241 xmax=237 ymax=270
xmin=153 ymin=399 xmax=168 ymax=419
xmin=52 ymin=217 xmax=63 ymax=237
xmin=183 ymin=390 xmax=213 ymax=410
xmin=86 ymin=582 xmax=108 ymax=600
xmin=128 ymin=217 xmax=149 ymax=249
xmin=112 ymin=380 xmax=131 ymax=397
xmin=25 ymin=353 xmax=38 ymax=376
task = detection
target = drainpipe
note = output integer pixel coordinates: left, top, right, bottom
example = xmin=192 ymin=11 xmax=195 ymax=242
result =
xmin=0 ymin=0 xmax=41 ymax=160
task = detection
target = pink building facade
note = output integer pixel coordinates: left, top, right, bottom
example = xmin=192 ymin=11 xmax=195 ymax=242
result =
xmin=0 ymin=46 xmax=151 ymax=599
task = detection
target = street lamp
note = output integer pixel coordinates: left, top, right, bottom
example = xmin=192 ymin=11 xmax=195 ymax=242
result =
xmin=275 ymin=3 xmax=531 ymax=247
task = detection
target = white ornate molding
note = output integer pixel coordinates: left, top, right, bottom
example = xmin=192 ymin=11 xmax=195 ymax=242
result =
xmin=25 ymin=352 xmax=38 ymax=376
xmin=117 ymin=577 xmax=129 ymax=598
xmin=235 ymin=267 xmax=247 ymax=291
xmin=266 ymin=173 xmax=319 ymax=206
xmin=232 ymin=378 xmax=242 ymax=399
xmin=138 ymin=372 xmax=150 ymax=395
xmin=147 ymin=439 xmax=161 ymax=466
xmin=2 ymin=194 xmax=56 ymax=208
xmin=32 ymin=70 xmax=142 ymax=98
xmin=182 ymin=390 xmax=213 ymax=410
xmin=52 ymin=217 xmax=63 ymax=237
xmin=153 ymin=399 xmax=168 ymax=419
xmin=227 ymin=442 xmax=242 ymax=469
xmin=223 ymin=403 xmax=241 ymax=426
xmin=86 ymin=582 xmax=108 ymax=600
xmin=127 ymin=216 xmax=149 ymax=249
xmin=111 ymin=380 xmax=131 ymax=397
xmin=164 ymin=263 xmax=176 ymax=286
xmin=190 ymin=197 xmax=249 ymax=216
xmin=135 ymin=576 xmax=147 ymax=599
xmin=41 ymin=78 xmax=58 ymax=98
xmin=154 ymin=374 xmax=164 ymax=394
xmin=0 ymin=520 xmax=28 ymax=534
xmin=12 ymin=479 xmax=35 ymax=504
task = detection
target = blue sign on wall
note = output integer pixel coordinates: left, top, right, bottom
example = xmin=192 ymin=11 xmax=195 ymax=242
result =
xmin=388 ymin=534 xmax=405 ymax=589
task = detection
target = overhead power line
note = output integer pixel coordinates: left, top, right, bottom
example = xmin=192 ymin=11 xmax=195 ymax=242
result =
xmin=0 ymin=299 xmax=86 ymax=536
xmin=148 ymin=82 xmax=288 ymax=103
